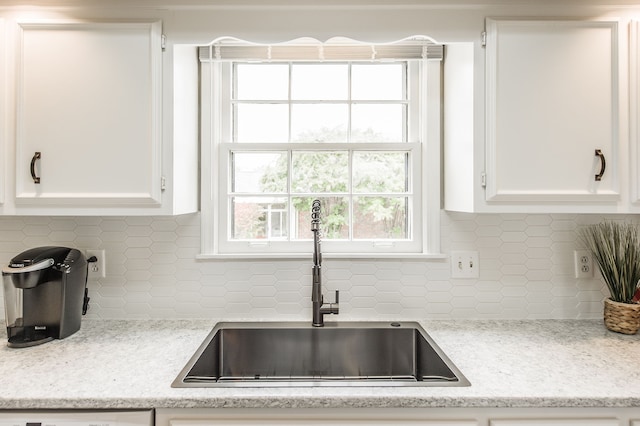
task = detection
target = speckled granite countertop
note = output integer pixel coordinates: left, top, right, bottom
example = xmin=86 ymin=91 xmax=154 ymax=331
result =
xmin=0 ymin=319 xmax=639 ymax=409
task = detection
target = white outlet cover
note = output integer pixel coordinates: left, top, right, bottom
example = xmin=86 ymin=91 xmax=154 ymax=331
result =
xmin=451 ymin=250 xmax=479 ymax=279
xmin=574 ymin=249 xmax=594 ymax=279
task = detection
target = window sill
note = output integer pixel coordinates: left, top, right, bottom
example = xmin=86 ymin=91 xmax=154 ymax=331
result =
xmin=196 ymin=252 xmax=447 ymax=261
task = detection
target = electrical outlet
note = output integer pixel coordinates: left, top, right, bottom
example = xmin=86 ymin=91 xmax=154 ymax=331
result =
xmin=86 ymin=249 xmax=106 ymax=279
xmin=451 ymin=250 xmax=479 ymax=279
xmin=574 ymin=249 xmax=593 ymax=279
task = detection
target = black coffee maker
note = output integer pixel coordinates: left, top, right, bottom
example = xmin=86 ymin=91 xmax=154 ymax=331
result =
xmin=2 ymin=246 xmax=90 ymax=348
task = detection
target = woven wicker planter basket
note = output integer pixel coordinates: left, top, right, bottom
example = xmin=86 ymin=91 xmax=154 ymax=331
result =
xmin=604 ymin=298 xmax=640 ymax=335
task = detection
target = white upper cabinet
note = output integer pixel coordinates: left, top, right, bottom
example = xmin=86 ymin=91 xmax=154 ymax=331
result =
xmin=631 ymin=20 xmax=640 ymax=207
xmin=14 ymin=21 xmax=163 ymax=208
xmin=486 ymin=19 xmax=620 ymax=204
xmin=0 ymin=19 xmax=5 ymax=209
xmin=445 ymin=19 xmax=624 ymax=213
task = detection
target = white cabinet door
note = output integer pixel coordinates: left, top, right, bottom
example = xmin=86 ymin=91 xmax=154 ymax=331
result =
xmin=485 ymin=19 xmax=620 ymax=204
xmin=158 ymin=410 xmax=478 ymax=426
xmin=631 ymin=20 xmax=640 ymax=206
xmin=490 ymin=420 xmax=618 ymax=426
xmin=14 ymin=21 xmax=162 ymax=206
xmin=0 ymin=18 xmax=5 ymax=208
xmin=171 ymin=420 xmax=475 ymax=426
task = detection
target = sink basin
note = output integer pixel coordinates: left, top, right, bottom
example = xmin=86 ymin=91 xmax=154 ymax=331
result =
xmin=172 ymin=321 xmax=470 ymax=387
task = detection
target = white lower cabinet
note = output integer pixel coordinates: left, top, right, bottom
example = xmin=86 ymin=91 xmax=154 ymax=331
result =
xmin=156 ymin=408 xmax=640 ymax=426
xmin=0 ymin=410 xmax=153 ymax=426
xmin=157 ymin=410 xmax=477 ymax=426
xmin=490 ymin=420 xmax=618 ymax=426
xmin=169 ymin=421 xmax=473 ymax=426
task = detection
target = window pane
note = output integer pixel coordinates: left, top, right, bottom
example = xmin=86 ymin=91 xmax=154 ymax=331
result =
xmin=353 ymin=196 xmax=408 ymax=239
xmin=232 ymin=152 xmax=287 ymax=193
xmin=231 ymin=197 xmax=288 ymax=240
xmin=291 ymin=104 xmax=348 ymax=142
xmin=291 ymin=64 xmax=348 ymax=100
xmin=235 ymin=64 xmax=288 ymax=100
xmin=213 ymin=59 xmax=428 ymax=252
xmin=353 ymin=151 xmax=408 ymax=193
xmin=291 ymin=151 xmax=348 ymax=193
xmin=352 ymin=64 xmax=404 ymax=100
xmin=236 ymin=104 xmax=288 ymax=142
xmin=293 ymin=196 xmax=350 ymax=240
xmin=351 ymin=104 xmax=404 ymax=142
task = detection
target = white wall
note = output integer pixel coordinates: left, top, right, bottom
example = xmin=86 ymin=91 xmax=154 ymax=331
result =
xmin=0 ymin=212 xmax=613 ymax=320
xmin=0 ymin=1 xmax=633 ymax=45
xmin=0 ymin=1 xmax=638 ymax=321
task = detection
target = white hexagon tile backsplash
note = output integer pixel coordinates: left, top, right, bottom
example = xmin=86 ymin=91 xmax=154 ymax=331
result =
xmin=0 ymin=212 xmax=621 ymax=320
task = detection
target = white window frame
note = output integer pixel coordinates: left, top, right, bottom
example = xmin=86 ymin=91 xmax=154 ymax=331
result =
xmin=199 ymin=39 xmax=443 ymax=259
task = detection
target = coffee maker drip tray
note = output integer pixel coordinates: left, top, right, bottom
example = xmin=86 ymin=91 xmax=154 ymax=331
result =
xmin=7 ymin=319 xmax=55 ymax=348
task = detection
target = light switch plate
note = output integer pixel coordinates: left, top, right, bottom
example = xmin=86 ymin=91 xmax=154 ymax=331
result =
xmin=451 ymin=250 xmax=479 ymax=279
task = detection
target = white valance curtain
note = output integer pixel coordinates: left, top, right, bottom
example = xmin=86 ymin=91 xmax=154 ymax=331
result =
xmin=198 ymin=36 xmax=443 ymax=62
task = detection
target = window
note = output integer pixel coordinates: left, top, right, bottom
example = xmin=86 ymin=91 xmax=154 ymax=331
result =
xmin=200 ymin=38 xmax=443 ymax=258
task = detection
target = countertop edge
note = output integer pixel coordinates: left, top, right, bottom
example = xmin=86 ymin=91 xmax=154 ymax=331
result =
xmin=3 ymin=396 xmax=640 ymax=410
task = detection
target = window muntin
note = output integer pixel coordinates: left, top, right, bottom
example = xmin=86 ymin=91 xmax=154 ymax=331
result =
xmin=199 ymin=39 xmax=443 ymax=257
xmin=220 ymin=61 xmax=418 ymax=252
xmin=227 ymin=146 xmax=414 ymax=243
xmin=233 ymin=63 xmax=407 ymax=143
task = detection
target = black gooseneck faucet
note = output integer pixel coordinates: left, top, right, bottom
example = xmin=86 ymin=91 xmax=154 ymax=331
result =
xmin=311 ymin=199 xmax=339 ymax=327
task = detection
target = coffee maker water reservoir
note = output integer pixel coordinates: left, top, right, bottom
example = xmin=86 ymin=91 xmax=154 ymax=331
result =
xmin=2 ymin=246 xmax=89 ymax=347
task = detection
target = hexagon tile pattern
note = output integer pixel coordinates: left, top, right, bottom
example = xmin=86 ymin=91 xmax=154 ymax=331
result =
xmin=0 ymin=212 xmax=617 ymax=321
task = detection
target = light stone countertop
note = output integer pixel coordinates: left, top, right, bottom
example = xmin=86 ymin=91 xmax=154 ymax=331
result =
xmin=0 ymin=318 xmax=639 ymax=409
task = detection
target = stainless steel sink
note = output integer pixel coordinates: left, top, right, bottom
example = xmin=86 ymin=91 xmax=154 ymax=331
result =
xmin=172 ymin=321 xmax=470 ymax=387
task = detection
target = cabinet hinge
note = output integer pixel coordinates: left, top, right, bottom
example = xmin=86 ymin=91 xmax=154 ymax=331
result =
xmin=481 ymin=31 xmax=487 ymax=48
xmin=161 ymin=176 xmax=166 ymax=191
xmin=481 ymin=172 xmax=487 ymax=188
xmin=161 ymin=34 xmax=166 ymax=51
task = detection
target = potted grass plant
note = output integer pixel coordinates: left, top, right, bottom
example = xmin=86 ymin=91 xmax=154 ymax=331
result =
xmin=580 ymin=221 xmax=640 ymax=334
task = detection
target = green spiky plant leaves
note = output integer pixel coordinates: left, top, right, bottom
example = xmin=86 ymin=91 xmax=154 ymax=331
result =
xmin=580 ymin=221 xmax=640 ymax=304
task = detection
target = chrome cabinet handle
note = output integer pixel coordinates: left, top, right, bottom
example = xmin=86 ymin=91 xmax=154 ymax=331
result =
xmin=595 ymin=149 xmax=606 ymax=182
xmin=30 ymin=151 xmax=41 ymax=184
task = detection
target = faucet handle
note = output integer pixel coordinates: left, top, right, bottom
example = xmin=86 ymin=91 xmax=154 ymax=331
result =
xmin=329 ymin=290 xmax=340 ymax=315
